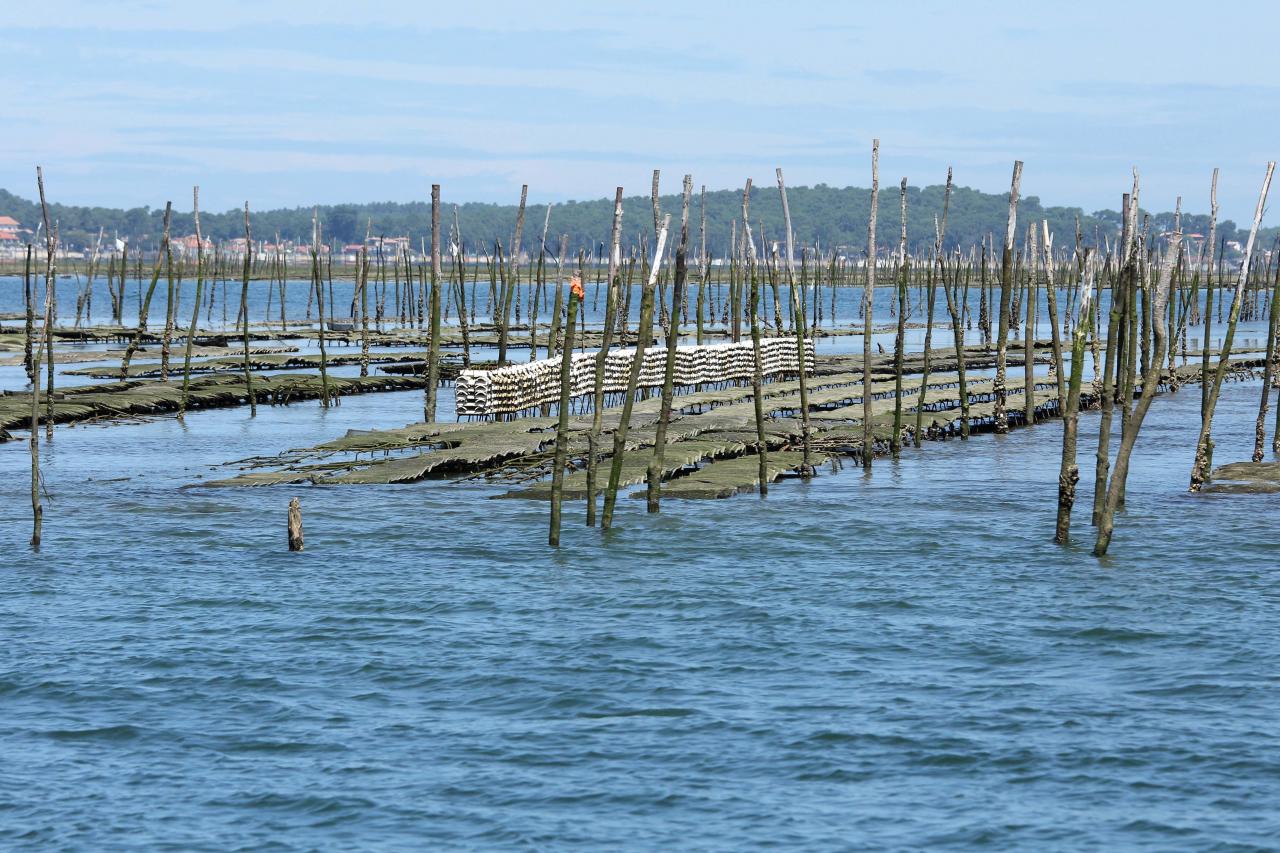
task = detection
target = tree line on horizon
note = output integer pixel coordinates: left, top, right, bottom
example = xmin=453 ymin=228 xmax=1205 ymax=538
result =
xmin=0 ymin=182 xmax=1263 ymax=258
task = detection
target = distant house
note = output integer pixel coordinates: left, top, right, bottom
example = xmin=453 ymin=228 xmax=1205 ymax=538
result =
xmin=177 ymin=234 xmax=213 ymax=255
xmin=0 ymin=215 xmax=20 ymax=243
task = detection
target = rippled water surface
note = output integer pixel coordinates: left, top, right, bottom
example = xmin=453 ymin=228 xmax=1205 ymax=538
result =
xmin=3 ymin=285 xmax=1280 ymax=848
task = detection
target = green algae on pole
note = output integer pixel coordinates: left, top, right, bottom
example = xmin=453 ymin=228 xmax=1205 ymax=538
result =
xmin=892 ymin=177 xmax=908 ymax=457
xmin=915 ymin=173 xmax=950 ymax=447
xmin=647 ymin=177 xmax=692 ymax=513
xmin=119 ymin=202 xmax=172 ymax=381
xmin=549 ymin=276 xmax=582 ymax=547
xmin=1093 ymin=185 xmax=1138 ymax=525
xmin=777 ymin=167 xmax=815 ymax=475
xmin=936 ymin=170 xmax=971 ymax=439
xmin=496 ymin=185 xmax=527 ymax=367
xmin=586 ymin=188 xmax=625 ymax=526
xmin=1023 ymin=225 xmax=1038 ymax=427
xmin=1254 ymin=205 xmax=1280 ymax=461
xmin=309 ymin=209 xmax=332 ymax=409
xmin=30 ymin=166 xmax=57 ymax=549
xmin=1190 ymin=161 xmax=1275 ymax=491
xmin=1094 ymin=222 xmax=1182 ymax=556
xmin=1040 ymin=220 xmax=1067 ymax=408
xmin=602 ymin=215 xmax=669 ymax=531
xmin=862 ymin=140 xmax=879 ymax=467
xmin=160 ymin=215 xmax=177 ymax=381
xmin=425 ymin=184 xmax=443 ymax=423
xmin=742 ymin=182 xmax=769 ymax=496
xmin=1055 ymin=248 xmax=1093 ymax=545
xmin=242 ymin=204 xmax=259 ymax=416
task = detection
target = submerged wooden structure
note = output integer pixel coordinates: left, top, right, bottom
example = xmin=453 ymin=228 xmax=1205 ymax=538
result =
xmin=200 ymin=349 xmax=1268 ymax=494
xmin=0 ymin=372 xmax=424 ymax=434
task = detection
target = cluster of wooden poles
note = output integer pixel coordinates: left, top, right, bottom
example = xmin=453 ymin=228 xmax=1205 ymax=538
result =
xmin=535 ymin=155 xmax=1280 ymax=557
xmin=18 ymin=154 xmax=1280 ymax=558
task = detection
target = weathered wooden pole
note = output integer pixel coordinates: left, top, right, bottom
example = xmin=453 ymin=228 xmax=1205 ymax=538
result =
xmin=647 ymin=177 xmax=692 ymax=513
xmin=310 ymin=209 xmax=331 ymax=408
xmin=179 ymin=186 xmax=205 ymax=420
xmin=1190 ymin=162 xmax=1275 ymax=491
xmin=160 ymin=219 xmax=176 ymax=381
xmin=994 ymin=161 xmax=1024 ymax=433
xmin=497 ymin=185 xmax=527 ymax=367
xmin=862 ymin=140 xmax=879 ymax=467
xmin=451 ymin=207 xmax=472 ymax=367
xmin=1201 ymin=172 xmax=1219 ymax=420
xmin=585 ymin=188 xmax=625 ymax=526
xmin=697 ymin=185 xmax=707 ymax=345
xmin=359 ymin=222 xmax=371 ymax=376
xmin=528 ymin=205 xmax=551 ymax=362
xmin=288 ymin=497 xmax=304 ymax=552
xmin=1023 ymin=225 xmax=1039 ymax=426
xmin=549 ymin=276 xmax=583 ymax=547
xmin=937 ymin=170 xmax=970 ymax=439
xmin=742 ymin=183 xmax=769 ymax=495
xmin=425 ymin=184 xmax=443 ymax=422
xmin=917 ymin=173 xmax=952 ymax=446
xmin=1041 ymin=220 xmax=1067 ymax=407
xmin=1055 ymin=249 xmax=1093 ymax=545
xmin=119 ymin=202 xmax=172 ymax=380
xmin=891 ymin=177 xmax=908 ymax=457
xmin=30 ymin=167 xmax=57 ymax=548
xmin=23 ymin=244 xmax=34 ymax=382
xmin=242 ymin=204 xmax=258 ymax=416
xmin=602 ymin=216 xmax=669 ymax=531
xmin=777 ymin=167 xmax=815 ymax=475
xmin=1252 ymin=243 xmax=1280 ymax=461
xmin=1095 ymin=225 xmax=1182 ymax=556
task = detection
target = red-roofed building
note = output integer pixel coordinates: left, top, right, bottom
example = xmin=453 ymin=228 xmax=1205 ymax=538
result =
xmin=0 ymin=215 xmax=20 ymax=242
xmin=178 ymin=234 xmax=213 ymax=253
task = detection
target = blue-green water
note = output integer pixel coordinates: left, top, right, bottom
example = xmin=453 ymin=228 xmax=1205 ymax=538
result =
xmin=3 ymin=284 xmax=1280 ymax=848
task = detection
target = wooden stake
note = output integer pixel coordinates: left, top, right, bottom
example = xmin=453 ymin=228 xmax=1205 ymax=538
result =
xmin=586 ymin=188 xmax=625 ymax=525
xmin=777 ymin=167 xmax=814 ymax=475
xmin=288 ymin=497 xmax=304 ymax=551
xmin=120 ymin=202 xmax=172 ymax=380
xmin=242 ymin=204 xmax=258 ymax=416
xmin=602 ymin=216 xmax=669 ymax=531
xmin=425 ymin=184 xmax=442 ymax=422
xmin=918 ymin=173 xmax=952 ymax=446
xmin=647 ymin=177 xmax=691 ymax=513
xmin=23 ymin=244 xmax=34 ymax=382
xmin=1055 ymin=249 xmax=1093 ymax=544
xmin=310 ymin=209 xmax=331 ymax=408
xmin=1190 ymin=162 xmax=1275 ymax=491
xmin=994 ymin=161 xmax=1024 ymax=434
xmin=549 ymin=276 xmax=583 ymax=547
xmin=742 ymin=182 xmax=769 ymax=495
xmin=937 ymin=171 xmax=970 ymax=439
xmin=1252 ymin=243 xmax=1280 ymax=461
xmin=892 ymin=177 xmax=908 ymax=456
xmin=863 ymin=140 xmax=879 ymax=466
xmin=1095 ymin=223 xmax=1182 ymax=555
xmin=179 ymin=186 xmax=205 ymax=419
xmin=497 ymin=185 xmax=527 ymax=367
xmin=30 ymin=167 xmax=57 ymax=549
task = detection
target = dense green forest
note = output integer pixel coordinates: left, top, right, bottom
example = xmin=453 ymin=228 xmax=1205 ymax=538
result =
xmin=0 ymin=183 xmax=1259 ymax=257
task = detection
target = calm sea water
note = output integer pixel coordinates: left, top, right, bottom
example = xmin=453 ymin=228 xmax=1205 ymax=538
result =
xmin=2 ymin=278 xmax=1279 ymax=849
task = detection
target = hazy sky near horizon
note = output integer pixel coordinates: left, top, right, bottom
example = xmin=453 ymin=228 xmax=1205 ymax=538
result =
xmin=5 ymin=0 xmax=1278 ymax=221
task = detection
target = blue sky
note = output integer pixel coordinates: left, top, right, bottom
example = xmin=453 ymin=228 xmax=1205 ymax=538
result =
xmin=4 ymin=0 xmax=1277 ymax=220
